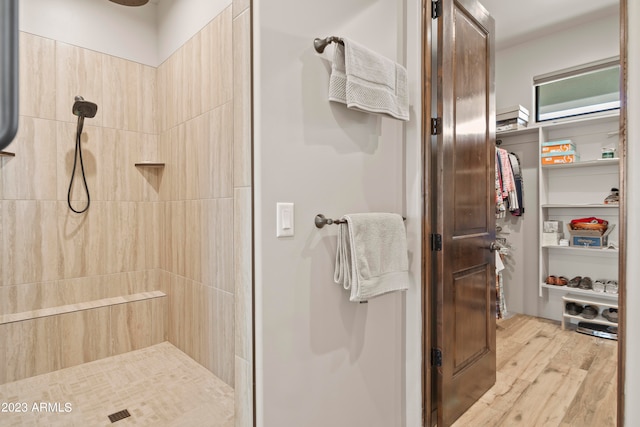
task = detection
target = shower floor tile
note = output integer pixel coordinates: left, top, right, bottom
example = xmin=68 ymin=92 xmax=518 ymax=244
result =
xmin=0 ymin=342 xmax=234 ymax=426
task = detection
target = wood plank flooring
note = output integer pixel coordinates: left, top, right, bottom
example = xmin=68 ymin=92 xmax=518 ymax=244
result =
xmin=452 ymin=314 xmax=617 ymax=427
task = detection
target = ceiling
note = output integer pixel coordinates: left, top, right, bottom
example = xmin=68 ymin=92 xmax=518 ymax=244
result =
xmin=480 ymin=0 xmax=620 ymax=50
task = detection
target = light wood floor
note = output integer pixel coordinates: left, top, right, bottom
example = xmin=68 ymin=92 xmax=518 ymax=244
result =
xmin=452 ymin=314 xmax=617 ymax=427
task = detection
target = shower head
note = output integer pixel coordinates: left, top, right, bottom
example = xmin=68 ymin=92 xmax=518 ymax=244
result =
xmin=72 ymin=96 xmax=98 ymax=119
xmin=108 ymin=0 xmax=149 ymax=6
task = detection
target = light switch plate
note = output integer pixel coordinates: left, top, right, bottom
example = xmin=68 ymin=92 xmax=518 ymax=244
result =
xmin=276 ymin=202 xmax=294 ymax=237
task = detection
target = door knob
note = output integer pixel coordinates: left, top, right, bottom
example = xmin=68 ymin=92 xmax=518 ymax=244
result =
xmin=487 ymin=242 xmax=500 ymax=252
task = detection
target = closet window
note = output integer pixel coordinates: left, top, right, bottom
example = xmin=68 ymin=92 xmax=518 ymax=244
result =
xmin=534 ymin=57 xmax=620 ymax=122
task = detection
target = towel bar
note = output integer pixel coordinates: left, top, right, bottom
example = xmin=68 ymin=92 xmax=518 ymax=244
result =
xmin=313 ymin=36 xmax=343 ymax=53
xmin=315 ymin=213 xmax=406 ymax=229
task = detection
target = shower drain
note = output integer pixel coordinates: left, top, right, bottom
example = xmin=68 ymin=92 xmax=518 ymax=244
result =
xmin=108 ymin=409 xmax=131 ymax=423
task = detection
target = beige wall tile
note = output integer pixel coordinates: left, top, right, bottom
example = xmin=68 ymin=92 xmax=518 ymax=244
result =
xmin=156 ymin=61 xmax=169 ymax=133
xmin=55 ymin=42 xmax=103 ymax=126
xmin=19 ymin=33 xmax=56 ymax=120
xmin=102 ymin=55 xmax=158 ymax=134
xmin=212 ymin=288 xmax=235 ymax=386
xmin=234 ymin=188 xmax=252 ymax=361
xmin=201 ymin=8 xmax=233 ymax=112
xmin=184 ymin=200 xmax=203 ymax=282
xmin=235 ymin=356 xmax=254 ymax=427
xmin=152 ymin=295 xmax=168 ymax=343
xmin=168 ymin=48 xmax=184 ymax=129
xmin=110 ymin=300 xmax=154 ymax=355
xmin=59 ymin=307 xmax=110 ymax=368
xmin=234 ymin=10 xmax=252 ymax=188
xmin=206 ymin=103 xmax=234 ymax=199
xmin=184 ymin=114 xmax=208 ymax=201
xmin=33 ymin=316 xmax=62 ymax=377
xmin=1 ymin=201 xmax=59 ymax=286
xmin=182 ymin=33 xmax=203 ymax=122
xmin=57 ymin=122 xmax=100 ymax=203
xmin=233 ymin=0 xmax=250 ymax=18
xmin=168 ymin=273 xmax=186 ymax=350
xmin=2 ymin=117 xmax=57 ymax=200
xmin=57 ymin=201 xmax=106 ymax=279
xmin=202 ymin=198 xmax=234 ymax=293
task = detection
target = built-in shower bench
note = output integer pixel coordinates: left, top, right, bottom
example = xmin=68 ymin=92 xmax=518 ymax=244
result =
xmin=0 ymin=291 xmax=167 ymax=384
xmin=0 ymin=291 xmax=165 ymax=325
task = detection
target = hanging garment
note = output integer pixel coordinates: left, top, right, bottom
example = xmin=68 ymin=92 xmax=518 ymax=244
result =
xmin=508 ymin=152 xmax=525 ymax=216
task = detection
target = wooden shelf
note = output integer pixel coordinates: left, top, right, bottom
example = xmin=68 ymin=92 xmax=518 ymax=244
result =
xmin=134 ymin=162 xmax=165 ymax=168
xmin=0 ymin=151 xmax=16 ymax=157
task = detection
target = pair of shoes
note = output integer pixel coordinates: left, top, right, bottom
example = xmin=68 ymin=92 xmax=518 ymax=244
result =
xmin=593 ymin=279 xmax=606 ymax=293
xmin=567 ymin=276 xmax=581 ymax=288
xmin=605 ymin=280 xmax=618 ymax=294
xmin=566 ymin=302 xmax=583 ymax=316
xmin=602 ymin=308 xmax=618 ymax=323
xmin=581 ymin=305 xmax=598 ymax=319
xmin=578 ymin=276 xmax=593 ymax=290
xmin=545 ymin=275 xmax=568 ymax=286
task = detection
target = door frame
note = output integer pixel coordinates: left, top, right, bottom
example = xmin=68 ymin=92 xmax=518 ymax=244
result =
xmin=421 ymin=1 xmax=628 ymax=425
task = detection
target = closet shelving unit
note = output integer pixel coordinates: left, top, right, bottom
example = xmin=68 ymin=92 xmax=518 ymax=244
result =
xmin=497 ymin=112 xmax=620 ymax=325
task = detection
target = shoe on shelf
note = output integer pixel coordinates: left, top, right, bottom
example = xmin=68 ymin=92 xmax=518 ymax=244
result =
xmin=556 ymin=276 xmax=568 ymax=286
xmin=567 ymin=276 xmax=582 ymax=288
xmin=602 ymin=308 xmax=618 ymax=323
xmin=565 ymin=302 xmax=583 ymax=316
xmin=605 ymin=280 xmax=619 ymax=294
xmin=593 ymin=279 xmax=606 ymax=293
xmin=578 ymin=276 xmax=593 ymax=290
xmin=581 ymin=305 xmax=598 ymax=320
xmin=546 ymin=275 xmax=557 ymax=285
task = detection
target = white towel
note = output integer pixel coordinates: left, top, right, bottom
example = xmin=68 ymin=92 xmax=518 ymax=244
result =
xmin=334 ymin=213 xmax=410 ymax=302
xmin=328 ymin=38 xmax=409 ymax=121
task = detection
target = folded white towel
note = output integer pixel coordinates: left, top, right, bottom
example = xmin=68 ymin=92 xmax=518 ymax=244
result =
xmin=328 ymin=38 xmax=409 ymax=121
xmin=334 ymin=213 xmax=410 ymax=302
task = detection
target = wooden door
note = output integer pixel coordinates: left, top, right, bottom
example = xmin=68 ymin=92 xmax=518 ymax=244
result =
xmin=434 ymin=0 xmax=496 ymax=425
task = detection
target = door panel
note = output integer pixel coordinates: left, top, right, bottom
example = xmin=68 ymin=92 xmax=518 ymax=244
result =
xmin=435 ymin=0 xmax=496 ymax=425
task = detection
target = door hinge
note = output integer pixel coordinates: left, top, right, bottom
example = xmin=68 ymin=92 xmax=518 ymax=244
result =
xmin=431 ymin=0 xmax=442 ymax=19
xmin=430 ymin=117 xmax=441 ymax=135
xmin=431 ymin=233 xmax=442 ymax=251
xmin=432 ymin=348 xmax=443 ymax=367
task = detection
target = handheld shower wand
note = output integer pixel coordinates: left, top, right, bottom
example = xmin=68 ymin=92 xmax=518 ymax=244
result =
xmin=68 ymin=96 xmax=98 ymax=213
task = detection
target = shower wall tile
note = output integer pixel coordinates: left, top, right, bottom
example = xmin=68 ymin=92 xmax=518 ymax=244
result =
xmin=233 ymin=9 xmax=252 ymax=188
xmin=235 ymin=356 xmax=254 ymax=427
xmin=111 ymin=299 xmax=154 ymax=355
xmin=235 ymin=188 xmax=252 ymax=361
xmin=182 ymin=32 xmax=203 ymax=122
xmin=156 ymin=61 xmax=168 ymax=133
xmin=151 ymin=293 xmax=168 ymax=343
xmin=201 ymin=198 xmax=234 ymax=292
xmin=204 ymin=103 xmax=234 ymax=199
xmin=19 ymin=33 xmax=56 ymax=121
xmin=1 ymin=201 xmax=60 ymax=286
xmin=233 ymin=0 xmax=250 ymax=18
xmin=55 ymin=42 xmax=104 ymax=126
xmin=184 ymin=113 xmax=208 ymax=201
xmin=2 ymin=117 xmax=57 ymax=200
xmin=59 ymin=307 xmax=110 ymax=369
xmin=56 ymin=122 xmax=101 ymax=203
xmin=102 ymin=56 xmax=158 ymax=135
xmin=209 ymin=287 xmax=235 ymax=386
xmin=158 ymin=124 xmax=187 ymax=201
xmin=2 ymin=317 xmax=62 ymax=383
xmin=201 ymin=7 xmax=233 ymax=113
xmin=57 ymin=201 xmax=106 ymax=279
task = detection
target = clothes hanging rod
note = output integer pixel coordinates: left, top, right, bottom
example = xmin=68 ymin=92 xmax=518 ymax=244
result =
xmin=314 ymin=36 xmax=344 ymax=53
xmin=315 ymin=213 xmax=406 ymax=229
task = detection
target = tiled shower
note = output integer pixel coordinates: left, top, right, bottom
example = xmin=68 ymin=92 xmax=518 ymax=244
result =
xmin=0 ymin=1 xmax=252 ymax=425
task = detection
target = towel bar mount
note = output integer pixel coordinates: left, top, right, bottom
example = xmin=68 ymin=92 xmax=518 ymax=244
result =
xmin=313 ymin=36 xmax=344 ymax=54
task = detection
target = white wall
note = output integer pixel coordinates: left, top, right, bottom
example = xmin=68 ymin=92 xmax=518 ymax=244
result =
xmin=253 ymin=0 xmax=422 ymax=425
xmin=625 ymin=1 xmax=640 ymax=423
xmin=19 ymin=0 xmax=230 ymax=66
xmin=495 ymin=11 xmax=619 ymax=113
xmin=19 ymin=0 xmax=158 ymax=66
